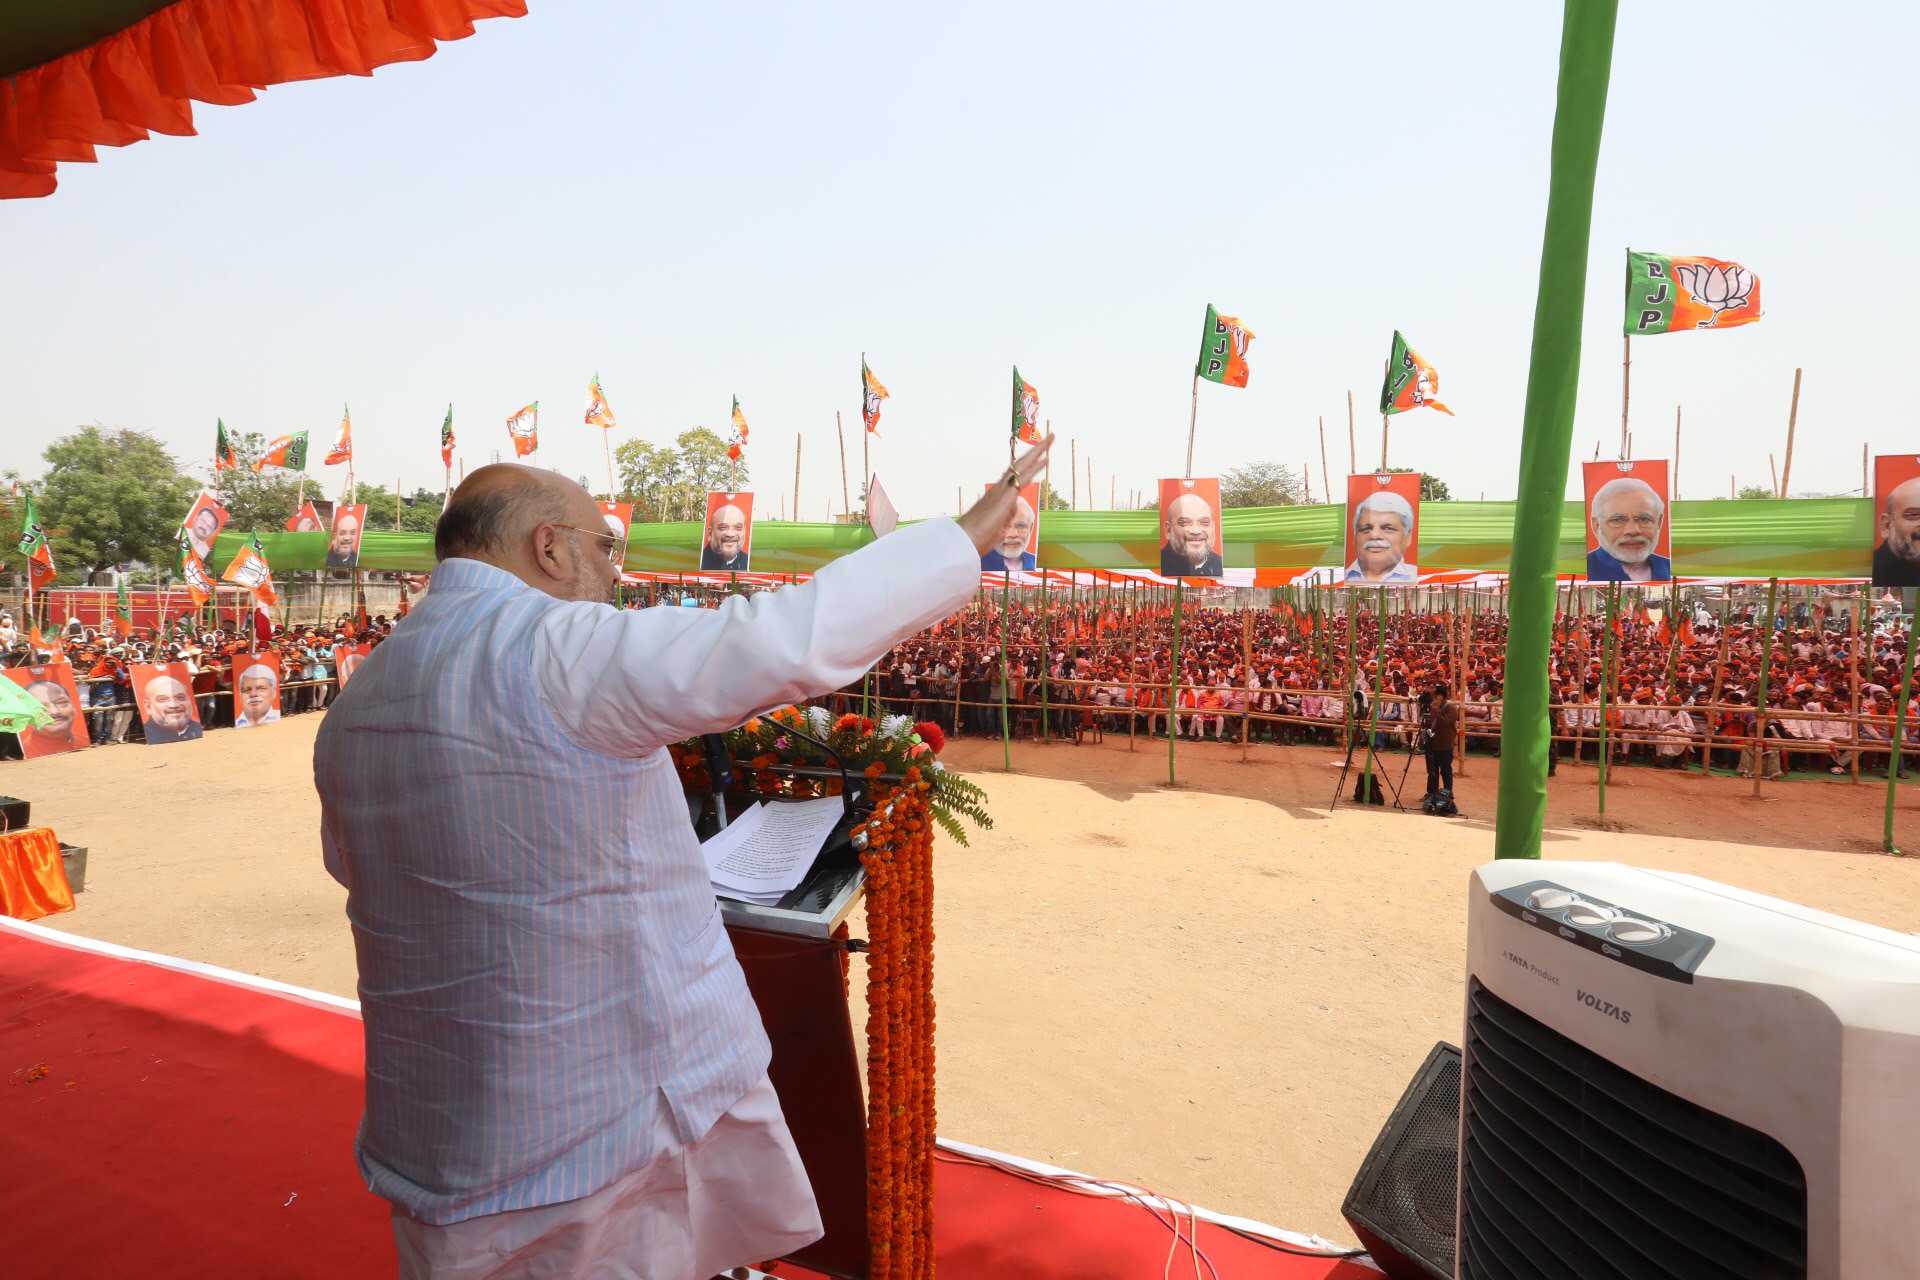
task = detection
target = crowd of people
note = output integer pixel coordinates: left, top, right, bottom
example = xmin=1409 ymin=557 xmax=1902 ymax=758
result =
xmin=852 ymin=591 xmax=1920 ymax=780
xmin=0 ymin=607 xmax=398 ymax=755
xmin=8 ymin=587 xmax=1917 ymax=782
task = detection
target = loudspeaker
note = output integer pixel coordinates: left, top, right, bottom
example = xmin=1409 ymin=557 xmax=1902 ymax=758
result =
xmin=1341 ymin=1042 xmax=1461 ymax=1280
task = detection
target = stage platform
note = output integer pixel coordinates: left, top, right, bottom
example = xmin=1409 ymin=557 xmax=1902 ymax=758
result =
xmin=0 ymin=918 xmax=1375 ymax=1279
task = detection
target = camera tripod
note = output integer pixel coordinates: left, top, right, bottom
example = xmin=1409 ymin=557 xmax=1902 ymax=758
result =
xmin=1329 ymin=726 xmax=1420 ymax=813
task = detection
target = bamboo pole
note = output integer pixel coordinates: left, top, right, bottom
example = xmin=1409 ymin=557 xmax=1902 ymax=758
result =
xmin=1347 ymin=391 xmax=1356 ymax=474
xmin=1184 ymin=374 xmax=1200 ymax=478
xmin=1598 ymin=584 xmax=1617 ymax=813
xmin=1127 ymin=579 xmax=1138 ymax=753
xmin=1380 ymin=358 xmax=1391 ymax=470
xmin=1769 ymin=453 xmax=1779 ymax=498
xmin=1039 ymin=573 xmax=1050 ymax=742
xmin=999 ymin=570 xmax=1012 ymax=772
xmin=1673 ymin=405 xmax=1682 ymax=499
xmin=836 ymin=412 xmax=850 ymax=517
xmin=1086 ymin=455 xmax=1092 ymax=512
xmin=1240 ymin=609 xmax=1253 ymax=761
xmin=1361 ymin=587 xmax=1386 ymax=796
xmin=1753 ymin=577 xmax=1781 ymax=798
xmin=1886 ymin=608 xmax=1918 ymax=853
xmin=1070 ymin=439 xmax=1076 ymax=510
xmin=1318 ymin=417 xmax=1331 ymax=506
xmin=1849 ymin=600 xmax=1863 ymax=784
xmin=1168 ymin=581 xmax=1184 ymax=783
xmin=1619 ymin=328 xmax=1631 ymax=459
xmin=395 ymin=476 xmax=403 ymax=531
xmin=1778 ymin=367 xmax=1803 ymax=498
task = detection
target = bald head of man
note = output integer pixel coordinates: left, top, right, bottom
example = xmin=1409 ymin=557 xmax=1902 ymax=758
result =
xmin=1881 ymin=476 xmax=1920 ymax=565
xmin=707 ymin=504 xmax=748 ymax=560
xmin=435 ymin=464 xmax=620 ymax=604
xmin=1163 ymin=493 xmax=1216 ymax=567
xmin=331 ymin=513 xmax=362 ymax=560
xmin=143 ymin=674 xmax=194 ymax=732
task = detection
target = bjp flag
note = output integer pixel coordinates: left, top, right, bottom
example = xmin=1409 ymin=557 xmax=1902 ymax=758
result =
xmin=1195 ymin=305 xmax=1256 ymax=388
xmin=1625 ymin=251 xmax=1762 ymax=335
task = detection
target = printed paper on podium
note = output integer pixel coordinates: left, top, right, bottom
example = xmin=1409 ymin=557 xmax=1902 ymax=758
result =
xmin=702 ymin=797 xmax=846 ymax=904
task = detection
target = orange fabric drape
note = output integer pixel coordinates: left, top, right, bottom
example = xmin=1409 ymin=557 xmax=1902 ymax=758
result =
xmin=0 ymin=828 xmax=76 ymax=922
xmin=0 ymin=0 xmax=528 ymax=198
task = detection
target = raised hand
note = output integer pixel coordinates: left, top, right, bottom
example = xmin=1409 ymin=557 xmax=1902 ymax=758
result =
xmin=956 ymin=434 xmax=1056 ymax=556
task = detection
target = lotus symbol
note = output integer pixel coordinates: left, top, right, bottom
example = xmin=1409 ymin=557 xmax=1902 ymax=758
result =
xmin=1674 ymin=262 xmax=1755 ymax=327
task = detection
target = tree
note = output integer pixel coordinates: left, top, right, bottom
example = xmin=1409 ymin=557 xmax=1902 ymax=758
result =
xmin=37 ymin=428 xmax=198 ymax=579
xmin=217 ymin=430 xmax=308 ymax=534
xmin=1737 ymin=484 xmax=1776 ymax=500
xmin=399 ymin=488 xmax=445 ymax=533
xmin=614 ymin=428 xmax=749 ymax=521
xmin=1037 ymin=479 xmax=1070 ymax=511
xmin=1384 ymin=466 xmax=1452 ymax=501
xmin=349 ymin=482 xmax=400 ymax=531
xmin=1220 ymin=462 xmax=1301 ymax=508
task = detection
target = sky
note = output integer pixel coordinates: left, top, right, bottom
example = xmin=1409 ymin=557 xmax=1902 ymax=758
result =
xmin=2 ymin=2 xmax=1912 ymax=521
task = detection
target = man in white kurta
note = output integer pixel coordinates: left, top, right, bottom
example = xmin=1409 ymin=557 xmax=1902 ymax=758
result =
xmin=314 ymin=447 xmax=1052 ymax=1280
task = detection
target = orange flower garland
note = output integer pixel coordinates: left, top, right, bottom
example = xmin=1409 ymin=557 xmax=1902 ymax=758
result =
xmin=858 ymin=767 xmax=938 ymax=1280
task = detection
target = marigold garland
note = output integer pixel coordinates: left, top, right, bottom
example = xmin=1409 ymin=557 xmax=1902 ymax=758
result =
xmin=858 ymin=770 xmax=938 ymax=1280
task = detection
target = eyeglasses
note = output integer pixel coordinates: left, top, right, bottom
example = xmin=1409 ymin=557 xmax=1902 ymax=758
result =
xmin=556 ymin=525 xmax=625 ymax=566
xmin=1600 ymin=514 xmax=1661 ymax=530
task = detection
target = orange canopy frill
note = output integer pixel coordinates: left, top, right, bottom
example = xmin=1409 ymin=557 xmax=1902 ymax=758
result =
xmin=0 ymin=0 xmax=526 ymax=199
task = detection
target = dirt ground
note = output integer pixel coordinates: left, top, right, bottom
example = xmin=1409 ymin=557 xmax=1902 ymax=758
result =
xmin=11 ymin=716 xmax=1920 ymax=1243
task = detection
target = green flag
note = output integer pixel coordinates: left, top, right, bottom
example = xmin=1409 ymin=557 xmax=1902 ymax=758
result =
xmin=215 ymin=418 xmax=237 ymax=471
xmin=0 ymin=677 xmax=54 ymax=735
xmin=15 ymin=490 xmax=46 ymax=559
xmin=115 ymin=577 xmax=133 ymax=637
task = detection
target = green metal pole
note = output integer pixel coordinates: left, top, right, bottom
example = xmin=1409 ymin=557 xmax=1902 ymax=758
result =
xmin=999 ymin=569 xmax=1013 ymax=772
xmin=1597 ymin=584 xmax=1616 ymax=814
xmin=1886 ymin=601 xmax=1918 ymax=853
xmin=1169 ymin=580 xmax=1184 ymax=784
xmin=1493 ymin=0 xmax=1619 ymax=858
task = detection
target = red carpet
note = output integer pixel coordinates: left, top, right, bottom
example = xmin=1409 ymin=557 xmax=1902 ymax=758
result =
xmin=0 ymin=921 xmax=1373 ymax=1279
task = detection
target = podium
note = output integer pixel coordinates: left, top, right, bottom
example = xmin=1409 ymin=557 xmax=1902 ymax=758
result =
xmin=719 ymin=826 xmax=874 ymax=1280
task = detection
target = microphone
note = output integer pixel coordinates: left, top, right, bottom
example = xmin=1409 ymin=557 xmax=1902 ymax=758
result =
xmin=700 ymin=733 xmax=735 ymax=829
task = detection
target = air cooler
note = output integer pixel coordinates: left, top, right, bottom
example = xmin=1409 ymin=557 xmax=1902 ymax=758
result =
xmin=1462 ymin=860 xmax=1920 ymax=1280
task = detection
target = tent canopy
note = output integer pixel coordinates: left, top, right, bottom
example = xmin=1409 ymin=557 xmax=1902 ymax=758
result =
xmin=0 ymin=0 xmax=524 ymax=198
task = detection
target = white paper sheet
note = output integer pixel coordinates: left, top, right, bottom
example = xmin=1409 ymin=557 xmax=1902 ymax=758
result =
xmin=702 ymin=796 xmax=846 ymax=904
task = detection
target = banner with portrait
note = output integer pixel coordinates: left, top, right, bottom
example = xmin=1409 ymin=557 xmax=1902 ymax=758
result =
xmin=1343 ymin=473 xmax=1422 ymax=586
xmin=597 ymin=500 xmax=633 ymax=557
xmin=131 ymin=661 xmax=203 ymax=745
xmin=1872 ymin=455 xmax=1920 ymax=587
xmin=326 ymin=504 xmax=368 ymax=569
xmin=4 ymin=662 xmax=90 ymax=759
xmin=1582 ymin=459 xmax=1672 ymax=583
xmin=232 ymin=651 xmax=283 ymax=728
xmin=181 ymin=491 xmax=229 ymax=561
xmin=336 ymin=643 xmax=372 ymax=688
xmin=699 ymin=492 xmax=754 ymax=572
xmin=1157 ymin=477 xmax=1224 ymax=579
xmin=286 ymin=501 xmax=325 ymax=533
xmin=979 ymin=481 xmax=1040 ymax=573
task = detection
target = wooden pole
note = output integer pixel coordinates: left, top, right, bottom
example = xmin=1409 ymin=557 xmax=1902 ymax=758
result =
xmin=836 ymin=411 xmax=850 ymax=517
xmin=862 ymin=428 xmax=869 ymax=515
xmin=1885 ymin=608 xmax=1919 ymax=853
xmin=1347 ymin=390 xmax=1356 ymax=474
xmin=1673 ymin=406 xmax=1682 ymax=499
xmin=998 ymin=571 xmax=1012 ymax=772
xmin=1318 ymin=417 xmax=1331 ymax=505
xmin=1753 ymin=577 xmax=1781 ymax=798
xmin=1168 ymin=581 xmax=1184 ymax=783
xmin=1778 ymin=367 xmax=1803 ymax=498
xmin=1127 ymin=579 xmax=1138 ymax=753
xmin=1240 ymin=609 xmax=1253 ymax=762
xmin=1086 ymin=455 xmax=1093 ymax=513
xmin=1598 ymin=584 xmax=1617 ymax=814
xmin=1184 ymin=374 xmax=1200 ymax=478
xmin=1849 ymin=600 xmax=1862 ymax=784
xmin=1864 ymin=442 xmax=1871 ymax=498
xmin=793 ymin=433 xmax=802 ymax=526
xmin=601 ymin=427 xmax=616 ymax=500
xmin=1070 ymin=439 xmax=1076 ymax=510
xmin=1620 ymin=329 xmax=1631 ymax=459
xmin=1769 ymin=453 xmax=1779 ymax=499
xmin=395 ymin=476 xmax=403 ymax=531
xmin=1380 ymin=359 xmax=1391 ymax=471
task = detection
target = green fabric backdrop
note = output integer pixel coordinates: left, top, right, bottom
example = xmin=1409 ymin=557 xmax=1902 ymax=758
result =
xmin=213 ymin=497 xmax=1879 ymax=579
